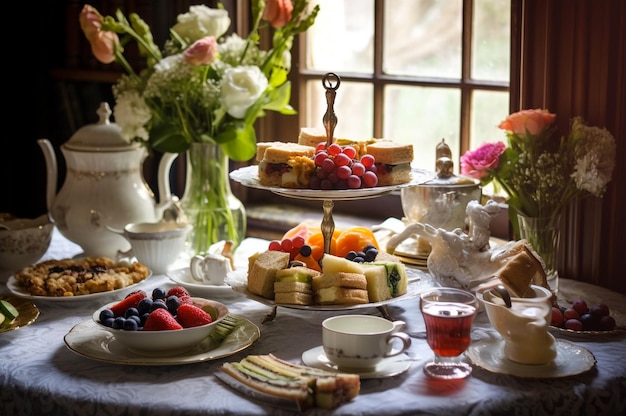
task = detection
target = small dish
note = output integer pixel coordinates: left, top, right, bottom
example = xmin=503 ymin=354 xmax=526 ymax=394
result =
xmin=548 ymin=325 xmax=625 ymax=339
xmin=466 ymin=338 xmax=595 ymax=378
xmin=7 ymin=274 xmax=151 ymax=303
xmin=0 ymin=294 xmax=40 ymax=333
xmin=64 ymin=316 xmax=260 ymax=365
xmin=301 ymin=346 xmax=413 ymax=379
xmin=167 ymin=267 xmax=241 ymax=298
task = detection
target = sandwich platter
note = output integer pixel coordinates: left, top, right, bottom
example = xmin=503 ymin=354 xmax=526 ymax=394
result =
xmin=230 ymin=165 xmax=434 ymax=201
xmin=225 ymin=267 xmax=431 ymax=313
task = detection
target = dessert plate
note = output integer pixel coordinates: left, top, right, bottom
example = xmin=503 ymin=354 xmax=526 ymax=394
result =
xmin=64 ymin=316 xmax=260 ymax=365
xmin=167 ymin=267 xmax=242 ymax=298
xmin=301 ymin=346 xmax=414 ymax=379
xmin=466 ymin=338 xmax=595 ymax=378
xmin=7 ymin=273 xmax=152 ymax=302
xmin=225 ymin=268 xmax=426 ymax=312
xmin=0 ymin=294 xmax=39 ymax=333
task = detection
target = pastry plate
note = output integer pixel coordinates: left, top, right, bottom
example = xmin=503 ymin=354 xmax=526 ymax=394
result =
xmin=230 ymin=165 xmax=434 ymax=201
xmin=0 ymin=294 xmax=40 ymax=333
xmin=64 ymin=316 xmax=260 ymax=365
xmin=167 ymin=267 xmax=242 ymax=298
xmin=6 ymin=273 xmax=152 ymax=303
xmin=466 ymin=338 xmax=595 ymax=378
xmin=301 ymin=346 xmax=413 ymax=379
xmin=225 ymin=268 xmax=427 ymax=311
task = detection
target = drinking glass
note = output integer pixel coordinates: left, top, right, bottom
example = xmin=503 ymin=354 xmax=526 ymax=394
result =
xmin=419 ymin=287 xmax=478 ymax=379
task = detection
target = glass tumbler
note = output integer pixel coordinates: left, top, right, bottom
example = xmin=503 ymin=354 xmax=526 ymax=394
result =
xmin=420 ymin=287 xmax=478 ymax=379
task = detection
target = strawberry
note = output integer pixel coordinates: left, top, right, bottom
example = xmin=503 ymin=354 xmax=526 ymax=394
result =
xmin=177 ymin=304 xmax=213 ymax=328
xmin=109 ymin=290 xmax=147 ymax=317
xmin=143 ymin=308 xmax=183 ymax=331
xmin=179 ymin=295 xmax=194 ymax=305
xmin=167 ymin=286 xmax=190 ymax=298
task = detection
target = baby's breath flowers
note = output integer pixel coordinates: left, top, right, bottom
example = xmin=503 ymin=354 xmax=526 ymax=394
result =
xmin=461 ymin=109 xmax=616 ymax=221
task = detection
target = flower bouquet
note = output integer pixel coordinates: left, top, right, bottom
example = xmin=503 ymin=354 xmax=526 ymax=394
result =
xmin=79 ymin=1 xmax=319 ymax=254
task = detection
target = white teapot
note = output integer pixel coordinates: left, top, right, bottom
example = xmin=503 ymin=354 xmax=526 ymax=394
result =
xmin=38 ymin=102 xmax=179 ymax=258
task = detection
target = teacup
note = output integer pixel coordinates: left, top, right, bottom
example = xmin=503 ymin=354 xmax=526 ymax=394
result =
xmin=322 ymin=315 xmax=411 ymax=372
xmin=477 ymin=284 xmax=557 ymax=365
xmin=190 ymin=253 xmax=233 ymax=285
xmin=110 ymin=221 xmax=191 ymax=275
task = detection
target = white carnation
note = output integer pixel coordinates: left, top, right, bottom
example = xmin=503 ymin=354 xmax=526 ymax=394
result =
xmin=113 ymin=91 xmax=152 ymax=142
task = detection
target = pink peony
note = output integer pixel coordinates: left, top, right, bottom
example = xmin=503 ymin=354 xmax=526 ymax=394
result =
xmin=263 ymin=0 xmax=294 ymax=28
xmin=498 ymin=108 xmax=556 ymax=136
xmin=183 ymin=36 xmax=218 ymax=65
xmin=460 ymin=141 xmax=506 ymax=180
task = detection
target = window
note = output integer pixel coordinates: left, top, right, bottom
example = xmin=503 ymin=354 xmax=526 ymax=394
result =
xmin=294 ymin=0 xmax=510 ymax=171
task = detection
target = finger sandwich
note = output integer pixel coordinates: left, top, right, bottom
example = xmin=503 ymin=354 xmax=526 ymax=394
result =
xmin=247 ymin=250 xmax=291 ymax=299
xmin=365 ymin=140 xmax=414 ymax=186
xmin=274 ymin=266 xmax=320 ymax=305
xmin=313 ymin=272 xmax=369 ymax=305
xmin=257 ymin=142 xmax=316 ymax=188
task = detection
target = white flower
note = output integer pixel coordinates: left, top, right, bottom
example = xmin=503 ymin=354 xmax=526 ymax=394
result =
xmin=172 ymin=5 xmax=231 ymax=43
xmin=220 ymin=66 xmax=268 ymax=118
xmin=113 ymin=91 xmax=152 ymax=142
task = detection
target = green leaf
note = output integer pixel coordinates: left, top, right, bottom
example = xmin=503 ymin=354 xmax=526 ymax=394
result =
xmin=217 ymin=124 xmax=257 ymax=161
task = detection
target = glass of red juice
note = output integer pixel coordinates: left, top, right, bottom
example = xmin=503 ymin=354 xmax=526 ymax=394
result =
xmin=420 ymin=287 xmax=477 ymax=379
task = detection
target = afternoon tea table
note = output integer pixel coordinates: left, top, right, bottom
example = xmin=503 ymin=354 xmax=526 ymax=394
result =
xmin=1 ymin=228 xmax=625 ymax=415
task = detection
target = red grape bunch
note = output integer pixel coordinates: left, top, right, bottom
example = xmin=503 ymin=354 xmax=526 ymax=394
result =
xmin=309 ymin=143 xmax=379 ymax=190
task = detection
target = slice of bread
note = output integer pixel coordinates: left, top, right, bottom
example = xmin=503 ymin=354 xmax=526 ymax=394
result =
xmin=298 ymin=127 xmax=329 ymax=147
xmin=315 ymin=287 xmax=369 ymax=304
xmin=312 ymin=272 xmax=368 ymax=291
xmin=275 ymin=291 xmax=313 ymax=305
xmin=365 ymin=141 xmax=414 ymax=165
xmin=247 ymin=251 xmax=290 ymax=299
xmin=495 ymin=245 xmax=547 ymax=298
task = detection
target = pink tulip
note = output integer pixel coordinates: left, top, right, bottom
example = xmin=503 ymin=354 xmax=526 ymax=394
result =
xmin=79 ymin=4 xmax=118 ymax=64
xmin=263 ymin=0 xmax=293 ymax=28
xmin=183 ymin=36 xmax=218 ymax=65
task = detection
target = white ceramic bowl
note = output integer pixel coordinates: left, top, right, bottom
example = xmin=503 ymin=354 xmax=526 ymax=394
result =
xmin=93 ymin=297 xmax=229 ymax=356
xmin=0 ymin=214 xmax=54 ymax=274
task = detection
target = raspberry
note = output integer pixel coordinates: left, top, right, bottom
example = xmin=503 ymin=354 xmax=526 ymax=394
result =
xmin=166 ymin=286 xmax=190 ymax=298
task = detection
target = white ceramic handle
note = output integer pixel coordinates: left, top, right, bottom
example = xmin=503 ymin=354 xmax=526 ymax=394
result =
xmin=190 ymin=255 xmax=205 ymax=282
xmin=384 ymin=332 xmax=411 ymax=358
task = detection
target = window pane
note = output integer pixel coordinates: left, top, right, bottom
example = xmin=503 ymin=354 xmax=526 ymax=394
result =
xmin=470 ymin=90 xmax=509 ymax=150
xmin=306 ymin=0 xmax=374 ymax=73
xmin=384 ymin=86 xmax=460 ymax=170
xmin=472 ymin=0 xmax=511 ymax=81
xmin=384 ymin=0 xmax=462 ymax=78
xmin=305 ymin=80 xmax=373 ymax=140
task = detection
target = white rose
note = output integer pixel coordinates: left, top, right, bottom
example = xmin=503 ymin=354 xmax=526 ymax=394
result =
xmin=220 ymin=66 xmax=269 ymax=119
xmin=113 ymin=91 xmax=152 ymax=142
xmin=172 ymin=5 xmax=231 ymax=43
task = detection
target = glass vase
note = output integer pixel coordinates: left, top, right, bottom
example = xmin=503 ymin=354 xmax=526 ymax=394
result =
xmin=180 ymin=142 xmax=246 ymax=256
xmin=516 ymin=213 xmax=560 ymax=293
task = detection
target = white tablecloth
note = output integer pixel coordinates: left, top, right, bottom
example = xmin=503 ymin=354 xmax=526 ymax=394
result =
xmin=1 ymin=228 xmax=625 ymax=415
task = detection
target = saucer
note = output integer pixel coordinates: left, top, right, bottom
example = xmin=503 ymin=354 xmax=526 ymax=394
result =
xmin=0 ymin=294 xmax=39 ymax=333
xmin=167 ymin=268 xmax=241 ymax=298
xmin=466 ymin=338 xmax=596 ymax=378
xmin=301 ymin=346 xmax=413 ymax=379
xmin=64 ymin=316 xmax=260 ymax=365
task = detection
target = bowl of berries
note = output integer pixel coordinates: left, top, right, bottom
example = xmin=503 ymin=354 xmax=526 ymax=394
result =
xmin=93 ymin=286 xmax=229 ymax=356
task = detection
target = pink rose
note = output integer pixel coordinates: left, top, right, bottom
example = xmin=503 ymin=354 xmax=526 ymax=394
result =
xmin=263 ymin=0 xmax=293 ymax=28
xmin=183 ymin=36 xmax=218 ymax=65
xmin=79 ymin=4 xmax=118 ymax=64
xmin=498 ymin=109 xmax=556 ymax=136
xmin=460 ymin=141 xmax=506 ymax=180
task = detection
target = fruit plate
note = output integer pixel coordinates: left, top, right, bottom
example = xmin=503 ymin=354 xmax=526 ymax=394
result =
xmin=230 ymin=165 xmax=434 ymax=201
xmin=64 ymin=315 xmax=260 ymax=365
xmin=0 ymin=294 xmax=39 ymax=333
xmin=225 ymin=268 xmax=428 ymax=312
xmin=6 ymin=272 xmax=152 ymax=303
xmin=548 ymin=298 xmax=626 ymax=339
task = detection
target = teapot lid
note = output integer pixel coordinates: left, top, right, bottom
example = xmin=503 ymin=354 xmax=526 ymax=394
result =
xmin=412 ymin=139 xmax=479 ymax=187
xmin=64 ymin=102 xmax=140 ymax=151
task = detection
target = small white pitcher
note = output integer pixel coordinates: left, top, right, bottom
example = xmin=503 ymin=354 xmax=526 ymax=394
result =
xmin=478 ymin=284 xmax=557 ymax=365
xmin=190 ymin=253 xmax=233 ymax=285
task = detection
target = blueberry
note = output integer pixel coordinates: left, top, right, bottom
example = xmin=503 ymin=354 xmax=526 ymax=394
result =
xmin=299 ymin=244 xmax=312 ymax=257
xmin=123 ymin=319 xmax=139 ymax=331
xmin=363 ymin=244 xmax=377 ymax=252
xmin=113 ymin=317 xmax=126 ymax=329
xmin=99 ymin=309 xmax=114 ymax=322
xmin=137 ymin=298 xmax=153 ymax=315
xmin=124 ymin=307 xmax=139 ymax=318
xmin=101 ymin=317 xmax=115 ymax=327
xmin=128 ymin=315 xmax=142 ymax=325
xmin=353 ymin=256 xmax=365 ymax=263
xmin=345 ymin=251 xmax=358 ymax=261
xmin=152 ymin=287 xmax=167 ymax=300
xmin=364 ymin=248 xmax=378 ymax=262
xmin=151 ymin=301 xmax=167 ymax=312
xmin=166 ymin=296 xmax=181 ymax=314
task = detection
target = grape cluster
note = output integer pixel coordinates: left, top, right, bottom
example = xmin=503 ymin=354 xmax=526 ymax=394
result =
xmin=268 ymin=236 xmax=313 ymax=261
xmin=309 ymin=143 xmax=378 ymax=190
xmin=345 ymin=245 xmax=379 ymax=263
xmin=551 ymin=298 xmax=616 ymax=331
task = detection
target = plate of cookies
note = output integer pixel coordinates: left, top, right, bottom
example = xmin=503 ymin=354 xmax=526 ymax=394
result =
xmin=7 ymin=257 xmax=152 ymax=302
